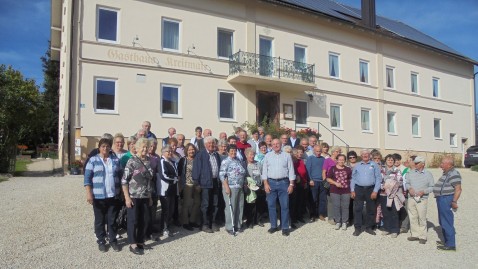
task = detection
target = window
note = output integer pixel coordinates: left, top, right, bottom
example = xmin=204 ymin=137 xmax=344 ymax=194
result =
xmin=411 ymin=72 xmax=418 ymax=94
xmin=330 ymin=105 xmax=342 ymax=129
xmin=259 ymin=37 xmax=273 ymax=76
xmin=450 ymin=133 xmax=457 ymax=147
xmin=95 ymin=78 xmax=117 ymax=112
xmin=359 ymin=60 xmax=369 ymax=83
xmin=387 ymin=112 xmax=396 ymax=134
xmin=97 ymin=7 xmax=118 ymax=42
xmin=296 ymin=101 xmax=308 ymax=125
xmin=217 ymin=29 xmax=233 ymax=58
xmin=434 ymin=118 xmax=441 ymax=139
xmin=386 ymin=66 xmax=394 ymax=88
xmin=412 ymin=116 xmax=420 ymax=137
xmin=161 ymin=84 xmax=180 ymax=116
xmin=433 ymin=78 xmax=439 ymax=97
xmin=329 ymin=53 xmax=339 ymax=78
xmin=218 ymin=91 xmax=234 ymax=120
xmin=361 ymin=109 xmax=371 ymax=131
xmin=294 ymin=45 xmax=306 ymax=63
xmin=162 ymin=18 xmax=180 ymax=51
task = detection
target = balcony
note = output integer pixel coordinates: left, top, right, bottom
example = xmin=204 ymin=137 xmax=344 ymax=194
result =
xmin=227 ymin=51 xmax=316 ymax=90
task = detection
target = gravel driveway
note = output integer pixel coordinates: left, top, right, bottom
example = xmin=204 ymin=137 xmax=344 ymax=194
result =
xmin=1 ymin=168 xmax=477 ymax=268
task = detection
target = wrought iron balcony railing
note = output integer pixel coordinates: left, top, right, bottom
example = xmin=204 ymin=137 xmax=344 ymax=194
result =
xmin=229 ymin=51 xmax=315 ymax=84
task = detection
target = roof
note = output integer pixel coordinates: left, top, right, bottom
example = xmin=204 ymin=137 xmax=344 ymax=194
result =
xmin=265 ymin=0 xmax=477 ymax=64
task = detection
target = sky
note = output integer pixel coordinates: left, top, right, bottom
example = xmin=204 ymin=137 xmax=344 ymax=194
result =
xmin=0 ymin=0 xmax=477 ymax=94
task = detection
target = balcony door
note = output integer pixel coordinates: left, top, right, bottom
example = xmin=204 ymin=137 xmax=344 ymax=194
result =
xmin=259 ymin=37 xmax=273 ymax=77
xmin=256 ymin=91 xmax=279 ymax=124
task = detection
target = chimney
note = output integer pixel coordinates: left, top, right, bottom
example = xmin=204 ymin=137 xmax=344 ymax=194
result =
xmin=361 ymin=0 xmax=376 ymax=28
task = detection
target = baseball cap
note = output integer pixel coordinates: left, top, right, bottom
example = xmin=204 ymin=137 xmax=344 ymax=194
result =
xmin=414 ymin=156 xmax=425 ymax=163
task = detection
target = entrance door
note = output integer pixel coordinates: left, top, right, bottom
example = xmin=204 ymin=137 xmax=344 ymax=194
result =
xmin=256 ymin=91 xmax=279 ymax=124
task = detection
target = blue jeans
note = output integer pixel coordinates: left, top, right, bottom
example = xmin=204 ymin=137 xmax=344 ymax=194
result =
xmin=436 ymin=195 xmax=456 ymax=247
xmin=266 ymin=179 xmax=290 ymax=230
xmin=310 ymin=181 xmax=328 ymax=217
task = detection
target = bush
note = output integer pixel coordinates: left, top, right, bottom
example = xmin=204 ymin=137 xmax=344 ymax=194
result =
xmin=430 ymin=153 xmax=462 ymax=168
xmin=471 ymin=165 xmax=478 ymax=172
xmin=235 ymin=118 xmax=321 ymax=139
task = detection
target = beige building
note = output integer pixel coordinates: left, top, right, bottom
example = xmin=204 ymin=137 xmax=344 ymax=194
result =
xmin=51 ymin=0 xmax=477 ymax=169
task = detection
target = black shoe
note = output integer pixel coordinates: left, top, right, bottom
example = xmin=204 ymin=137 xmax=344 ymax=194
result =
xmin=258 ymin=221 xmax=265 ymax=227
xmin=365 ymin=228 xmax=376 ymax=235
xmin=419 ymin=239 xmax=427 ymax=244
xmin=436 ymin=240 xmax=444 ymax=246
xmin=437 ymin=245 xmax=456 ymax=251
xmin=291 ymin=223 xmax=297 ymax=229
xmin=202 ymin=225 xmax=213 ymax=233
xmin=183 ymin=224 xmax=194 ymax=231
xmin=309 ymin=218 xmax=316 ymax=223
xmin=297 ymin=218 xmax=305 ymax=223
xmin=353 ymin=228 xmax=362 ymax=236
xmin=173 ymin=220 xmax=182 ymax=227
xmin=268 ymin=227 xmax=279 ymax=234
xmin=226 ymin=230 xmax=235 ymax=235
xmin=282 ymin=229 xmax=290 ymax=236
xmin=137 ymin=244 xmax=144 ymax=249
xmin=98 ymin=243 xmax=107 ymax=252
xmin=236 ymin=227 xmax=244 ymax=233
xmin=110 ymin=242 xmax=120 ymax=252
xmin=129 ymin=245 xmax=142 ymax=255
xmin=407 ymin=237 xmax=419 ymax=241
xmin=212 ymin=224 xmax=220 ymax=232
xmin=190 ymin=223 xmax=201 ymax=229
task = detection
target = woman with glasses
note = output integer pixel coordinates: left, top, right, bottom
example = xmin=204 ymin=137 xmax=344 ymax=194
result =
xmin=112 ymin=133 xmax=128 ymax=159
xmin=347 ymin=151 xmax=358 ymax=168
xmin=157 ymin=145 xmax=179 ymax=237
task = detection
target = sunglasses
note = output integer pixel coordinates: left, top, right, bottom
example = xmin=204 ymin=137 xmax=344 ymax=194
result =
xmin=348 ymin=156 xmax=357 ymax=159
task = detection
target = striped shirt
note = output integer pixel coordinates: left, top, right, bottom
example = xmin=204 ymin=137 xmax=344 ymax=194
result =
xmin=261 ymin=150 xmax=296 ymax=181
xmin=405 ymin=169 xmax=434 ymax=198
xmin=433 ymin=168 xmax=461 ymax=197
xmin=208 ymin=151 xmax=219 ymax=178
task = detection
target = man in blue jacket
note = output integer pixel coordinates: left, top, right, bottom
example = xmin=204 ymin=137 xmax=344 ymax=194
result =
xmin=192 ymin=136 xmax=222 ymax=233
xmin=306 ymin=145 xmax=325 ymax=222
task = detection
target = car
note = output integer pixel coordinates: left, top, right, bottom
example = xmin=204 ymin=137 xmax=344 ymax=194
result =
xmin=464 ymin=145 xmax=478 ymax=168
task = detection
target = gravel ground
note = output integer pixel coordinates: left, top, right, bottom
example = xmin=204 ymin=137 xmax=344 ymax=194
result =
xmin=1 ymin=166 xmax=477 ymax=268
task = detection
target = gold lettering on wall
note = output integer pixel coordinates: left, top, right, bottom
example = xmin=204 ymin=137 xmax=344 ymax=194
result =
xmin=165 ymin=57 xmax=208 ymax=71
xmin=107 ymin=49 xmax=158 ymax=65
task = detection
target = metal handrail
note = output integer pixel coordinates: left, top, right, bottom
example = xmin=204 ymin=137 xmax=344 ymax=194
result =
xmin=317 ymin=122 xmax=350 ymax=154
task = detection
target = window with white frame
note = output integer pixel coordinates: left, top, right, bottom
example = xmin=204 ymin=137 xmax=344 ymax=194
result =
xmin=329 ymin=53 xmax=339 ymax=78
xmin=294 ymin=45 xmax=306 ymax=71
xmin=361 ymin=109 xmax=371 ymax=131
xmin=387 ymin=112 xmax=396 ymax=134
xmin=450 ymin=133 xmax=457 ymax=147
xmin=330 ymin=105 xmax=342 ymax=129
xmin=411 ymin=72 xmax=418 ymax=94
xmin=296 ymin=101 xmax=308 ymax=125
xmin=434 ymin=118 xmax=441 ymax=138
xmin=359 ymin=60 xmax=369 ymax=83
xmin=412 ymin=115 xmax=420 ymax=137
xmin=97 ymin=7 xmax=118 ymax=42
xmin=386 ymin=66 xmax=394 ymax=88
xmin=162 ymin=18 xmax=180 ymax=51
xmin=433 ymin=78 xmax=439 ymax=97
xmin=218 ymin=91 xmax=234 ymax=120
xmin=161 ymin=84 xmax=180 ymax=116
xmin=95 ymin=78 xmax=117 ymax=112
xmin=217 ymin=29 xmax=233 ymax=58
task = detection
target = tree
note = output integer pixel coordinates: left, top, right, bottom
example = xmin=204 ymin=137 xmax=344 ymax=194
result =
xmin=40 ymin=46 xmax=60 ymax=144
xmin=0 ymin=65 xmax=42 ymax=172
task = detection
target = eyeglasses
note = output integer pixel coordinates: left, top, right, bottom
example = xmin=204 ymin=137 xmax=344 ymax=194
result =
xmin=348 ymin=156 xmax=356 ymax=159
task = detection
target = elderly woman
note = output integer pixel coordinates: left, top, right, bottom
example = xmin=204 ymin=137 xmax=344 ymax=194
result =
xmin=219 ymin=144 xmax=246 ymax=235
xmin=347 ymin=151 xmax=358 ymax=168
xmin=244 ymin=147 xmax=262 ymax=228
xmin=84 ymin=138 xmax=122 ymax=252
xmin=326 ymin=154 xmax=352 ymax=230
xmin=146 ymin=138 xmax=160 ymax=241
xmin=178 ymin=143 xmax=201 ymax=230
xmin=217 ymin=139 xmax=228 ymax=161
xmin=157 ymin=145 xmax=179 ymax=237
xmin=120 ymin=135 xmax=137 ymax=168
xmin=122 ymin=138 xmax=154 ymax=255
xmin=321 ymin=142 xmax=331 ymax=158
xmin=168 ymin=137 xmax=181 ymax=164
xmin=113 ymin=133 xmax=128 ymax=159
xmin=322 ymin=146 xmax=341 ymax=224
xmin=254 ymin=141 xmax=267 ymax=163
xmin=293 ymin=147 xmax=308 ymax=224
xmin=380 ymin=154 xmax=404 ymax=238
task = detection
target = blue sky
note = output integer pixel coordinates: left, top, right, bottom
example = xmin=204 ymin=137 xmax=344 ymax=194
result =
xmin=0 ymin=0 xmax=477 ymax=93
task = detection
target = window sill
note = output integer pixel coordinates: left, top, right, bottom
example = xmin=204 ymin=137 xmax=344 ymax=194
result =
xmin=219 ymin=118 xmax=237 ymax=123
xmin=412 ymin=135 xmax=422 ymax=138
xmin=162 ymin=48 xmax=180 ymax=53
xmin=434 ymin=137 xmax=443 ymax=140
xmin=361 ymin=130 xmax=373 ymax=134
xmin=95 ymin=110 xmax=119 ymax=115
xmin=331 ymin=127 xmax=343 ymax=131
xmin=161 ymin=114 xmax=182 ymax=119
xmin=388 ymin=133 xmax=398 ymax=136
xmin=296 ymin=124 xmax=309 ymax=128
xmin=329 ymin=76 xmax=341 ymax=80
xmin=359 ymin=81 xmax=370 ymax=85
xmin=450 ymin=145 xmax=458 ymax=148
xmin=97 ymin=38 xmax=119 ymax=44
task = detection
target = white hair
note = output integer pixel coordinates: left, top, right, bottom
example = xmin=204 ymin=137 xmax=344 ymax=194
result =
xmin=360 ymin=149 xmax=370 ymax=155
xmin=203 ymin=136 xmax=215 ymax=144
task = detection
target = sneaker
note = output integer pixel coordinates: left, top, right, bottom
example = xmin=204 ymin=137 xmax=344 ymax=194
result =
xmin=202 ymin=225 xmax=213 ymax=233
xmin=341 ymin=223 xmax=347 ymax=231
xmin=390 ymin=233 xmax=398 ymax=238
xmin=319 ymin=215 xmax=326 ymax=221
xmin=110 ymin=242 xmax=120 ymax=252
xmin=335 ymin=223 xmax=341 ymax=230
xmin=162 ymin=230 xmax=170 ymax=237
xmin=407 ymin=236 xmax=419 ymax=241
xmin=437 ymin=245 xmax=456 ymax=251
xmin=328 ymin=219 xmax=336 ymax=225
xmin=436 ymin=241 xmax=444 ymax=246
xmin=116 ymin=234 xmax=123 ymax=239
xmin=382 ymin=231 xmax=390 ymax=236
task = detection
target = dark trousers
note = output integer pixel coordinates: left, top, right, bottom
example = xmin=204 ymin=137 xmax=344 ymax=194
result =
xmin=147 ymin=196 xmax=158 ymax=236
xmin=93 ymin=198 xmax=120 ymax=245
xmin=289 ymin=187 xmax=298 ymax=223
xmin=295 ymin=185 xmax=307 ymax=221
xmin=216 ymin=183 xmax=226 ymax=225
xmin=256 ymin=189 xmax=267 ymax=223
xmin=309 ymin=181 xmax=328 ymax=217
xmin=201 ymin=179 xmax=219 ymax=227
xmin=380 ymin=196 xmax=400 ymax=233
xmin=159 ymin=185 xmax=177 ymax=232
xmin=127 ymin=198 xmax=150 ymax=244
xmin=244 ymin=202 xmax=257 ymax=227
xmin=353 ymin=185 xmax=376 ymax=229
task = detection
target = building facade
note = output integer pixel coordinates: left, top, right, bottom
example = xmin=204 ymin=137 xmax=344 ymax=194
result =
xmin=51 ymin=0 xmax=476 ymax=169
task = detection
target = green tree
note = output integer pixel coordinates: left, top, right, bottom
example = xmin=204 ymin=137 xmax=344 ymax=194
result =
xmin=40 ymin=46 xmax=59 ymax=143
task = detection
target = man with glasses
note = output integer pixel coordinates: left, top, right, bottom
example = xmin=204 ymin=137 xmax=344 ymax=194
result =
xmin=350 ymin=149 xmax=381 ymax=236
xmin=405 ymin=156 xmax=435 ymax=244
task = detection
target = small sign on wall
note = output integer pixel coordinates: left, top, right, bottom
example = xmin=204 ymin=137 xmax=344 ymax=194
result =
xmin=75 ymin=146 xmax=81 ymax=156
xmin=75 ymin=139 xmax=81 ymax=146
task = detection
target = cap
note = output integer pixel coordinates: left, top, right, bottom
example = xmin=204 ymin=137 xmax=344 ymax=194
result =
xmin=414 ymin=156 xmax=425 ymax=163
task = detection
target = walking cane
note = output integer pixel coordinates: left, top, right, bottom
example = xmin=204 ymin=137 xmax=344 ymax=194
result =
xmin=228 ymin=194 xmax=236 ymax=236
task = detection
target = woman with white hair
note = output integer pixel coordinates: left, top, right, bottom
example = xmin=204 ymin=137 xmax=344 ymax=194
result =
xmin=322 ymin=146 xmax=342 ymax=224
xmin=157 ymin=145 xmax=179 ymax=237
xmin=121 ymin=138 xmax=154 ymax=255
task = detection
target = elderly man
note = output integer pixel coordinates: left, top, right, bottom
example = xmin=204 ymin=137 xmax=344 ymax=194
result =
xmin=287 ymin=130 xmax=300 ymax=148
xmin=264 ymin=134 xmax=273 ymax=152
xmin=262 ymin=139 xmax=296 ymax=236
xmin=434 ymin=156 xmax=462 ymax=251
xmin=351 ymin=149 xmax=381 ymax=236
xmin=175 ymin=134 xmax=186 ymax=157
xmin=219 ymin=132 xmax=227 ymax=141
xmin=247 ymin=130 xmax=261 ymax=153
xmin=192 ymin=136 xmax=222 ymax=233
xmin=203 ymin=129 xmax=212 ymax=137
xmin=280 ymin=134 xmax=289 ymax=150
xmin=258 ymin=126 xmax=265 ymax=142
xmin=162 ymin=127 xmax=176 ymax=147
xmin=306 ymin=145 xmax=326 ymax=222
xmin=306 ymin=135 xmax=318 ymax=156
xmin=405 ymin=156 xmax=435 ymax=244
xmin=236 ymin=130 xmax=251 ymax=162
xmin=142 ymin=121 xmax=157 ymax=139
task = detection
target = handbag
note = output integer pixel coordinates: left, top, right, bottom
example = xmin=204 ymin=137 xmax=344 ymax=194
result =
xmin=322 ymin=180 xmax=330 ymax=189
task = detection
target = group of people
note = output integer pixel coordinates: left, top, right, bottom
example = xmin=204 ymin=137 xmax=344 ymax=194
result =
xmin=83 ymin=121 xmax=462 ymax=255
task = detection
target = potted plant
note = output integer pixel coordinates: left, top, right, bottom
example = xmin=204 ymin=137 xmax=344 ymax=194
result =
xmin=70 ymin=160 xmax=83 ymax=175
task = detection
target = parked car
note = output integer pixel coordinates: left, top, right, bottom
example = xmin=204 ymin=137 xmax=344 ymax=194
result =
xmin=464 ymin=146 xmax=478 ymax=168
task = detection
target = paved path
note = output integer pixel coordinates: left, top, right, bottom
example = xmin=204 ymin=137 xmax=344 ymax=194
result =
xmin=0 ymin=168 xmax=477 ymax=268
